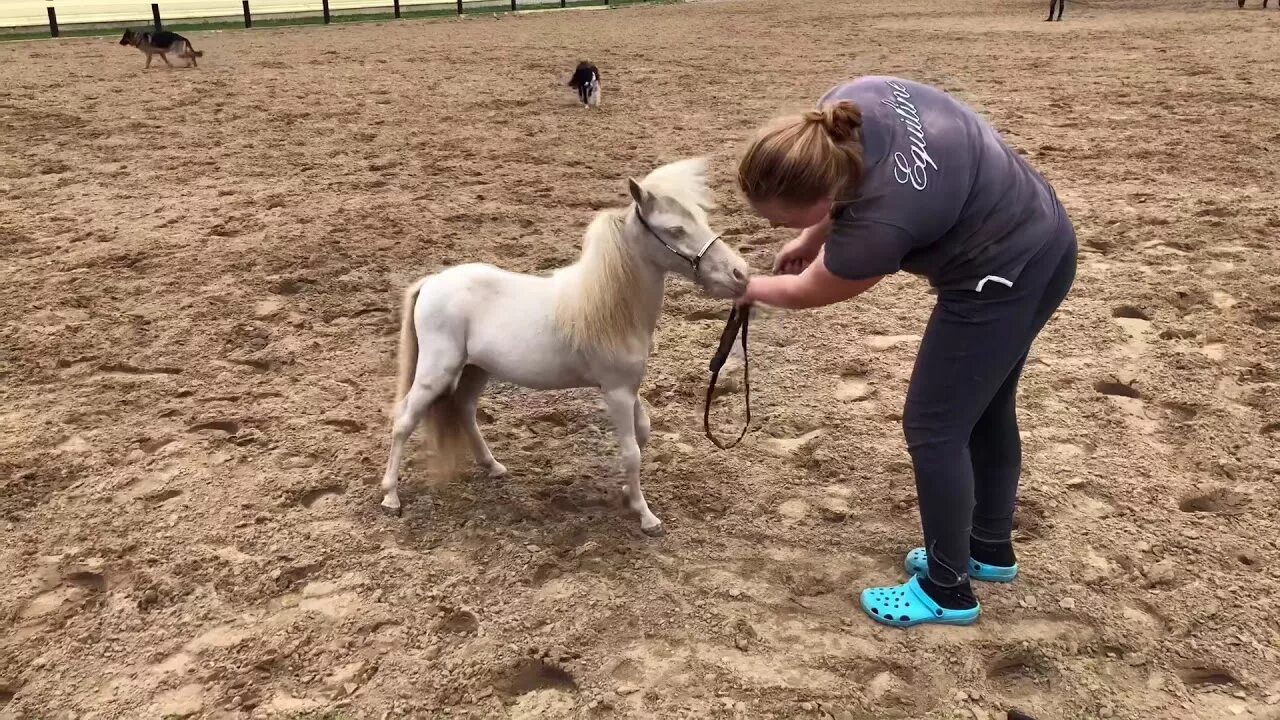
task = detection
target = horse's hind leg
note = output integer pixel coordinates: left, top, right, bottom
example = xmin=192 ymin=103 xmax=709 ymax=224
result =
xmin=604 ymin=386 xmax=662 ymax=535
xmin=633 ymin=398 xmax=651 ymax=449
xmin=381 ymin=339 xmax=463 ymax=514
xmin=453 ymin=365 xmax=507 ymax=478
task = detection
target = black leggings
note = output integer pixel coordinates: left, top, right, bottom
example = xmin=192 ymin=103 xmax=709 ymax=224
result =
xmin=903 ymin=217 xmax=1077 ymax=587
xmin=1048 ymin=0 xmax=1064 ymax=19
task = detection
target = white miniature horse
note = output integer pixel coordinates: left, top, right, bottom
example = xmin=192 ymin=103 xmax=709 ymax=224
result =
xmin=381 ymin=158 xmax=750 ymax=535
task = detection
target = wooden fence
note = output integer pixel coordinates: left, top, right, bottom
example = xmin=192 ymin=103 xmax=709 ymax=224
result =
xmin=37 ymin=0 xmax=617 ymax=38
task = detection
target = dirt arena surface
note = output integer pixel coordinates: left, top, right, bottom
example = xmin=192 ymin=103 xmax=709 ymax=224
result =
xmin=2 ymin=0 xmax=1279 ymax=717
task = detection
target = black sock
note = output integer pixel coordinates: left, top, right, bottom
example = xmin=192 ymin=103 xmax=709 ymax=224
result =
xmin=919 ymin=576 xmax=978 ymax=610
xmin=971 ymin=537 xmax=1017 ymax=567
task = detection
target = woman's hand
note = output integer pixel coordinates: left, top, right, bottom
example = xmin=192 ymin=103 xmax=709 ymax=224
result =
xmin=772 ymin=216 xmax=831 ymax=275
xmin=773 ymin=234 xmax=821 ymax=275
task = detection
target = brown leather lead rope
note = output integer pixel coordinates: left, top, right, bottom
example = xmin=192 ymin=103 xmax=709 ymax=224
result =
xmin=704 ymin=304 xmax=751 ymax=449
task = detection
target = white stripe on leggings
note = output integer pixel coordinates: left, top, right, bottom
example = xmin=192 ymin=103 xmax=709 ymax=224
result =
xmin=975 ymin=275 xmax=1014 ymax=292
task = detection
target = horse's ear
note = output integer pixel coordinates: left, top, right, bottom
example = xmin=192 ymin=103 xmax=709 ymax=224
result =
xmin=627 ymin=178 xmax=649 ymax=208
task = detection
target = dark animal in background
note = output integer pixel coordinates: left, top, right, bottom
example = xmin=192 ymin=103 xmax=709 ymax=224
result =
xmin=568 ymin=61 xmax=601 ymax=109
xmin=119 ymin=29 xmax=203 ymax=69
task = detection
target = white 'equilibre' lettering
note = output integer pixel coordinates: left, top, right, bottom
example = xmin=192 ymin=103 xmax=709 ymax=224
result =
xmin=881 ymin=80 xmax=939 ymax=191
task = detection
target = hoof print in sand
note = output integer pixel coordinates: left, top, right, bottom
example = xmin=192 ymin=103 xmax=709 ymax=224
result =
xmin=298 ymin=485 xmax=344 ymax=509
xmin=498 ymin=658 xmax=577 ymax=697
xmin=320 ymin=418 xmax=365 ymax=433
xmin=20 ymin=570 xmax=107 ymax=622
xmin=1111 ymin=305 xmax=1150 ymax=321
xmin=987 ymin=650 xmax=1056 ymax=698
xmin=1012 ymin=501 xmax=1048 ymax=541
xmin=1178 ymin=488 xmax=1248 ymax=515
xmin=187 ymin=419 xmax=242 ymax=436
xmin=1093 ymin=380 xmax=1142 ymax=400
xmin=1160 ymin=402 xmax=1198 ymax=423
xmin=1177 ymin=665 xmax=1241 ymax=691
xmin=437 ymin=608 xmax=480 ymax=636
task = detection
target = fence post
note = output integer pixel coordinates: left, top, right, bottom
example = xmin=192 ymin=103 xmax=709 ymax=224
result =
xmin=242 ymin=0 xmax=251 ymax=27
xmin=560 ymin=0 xmax=565 ymax=7
xmin=510 ymin=0 xmax=515 ymax=11
xmin=456 ymin=0 xmax=462 ymax=14
xmin=47 ymin=6 xmax=59 ymax=36
xmin=152 ymin=3 xmax=162 ymax=29
xmin=393 ymin=0 xmax=400 ymax=17
xmin=322 ymin=0 xmax=330 ymax=22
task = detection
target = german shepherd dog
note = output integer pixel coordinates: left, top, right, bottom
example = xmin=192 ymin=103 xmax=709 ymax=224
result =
xmin=119 ymin=29 xmax=203 ymax=69
xmin=568 ymin=61 xmax=601 ymax=109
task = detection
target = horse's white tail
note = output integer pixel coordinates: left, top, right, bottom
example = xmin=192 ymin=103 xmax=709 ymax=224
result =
xmin=396 ymin=279 xmax=425 ymax=402
xmin=395 ymin=279 xmax=468 ymax=485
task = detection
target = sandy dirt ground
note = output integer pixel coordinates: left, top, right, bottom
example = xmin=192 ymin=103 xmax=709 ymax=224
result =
xmin=2 ymin=0 xmax=1279 ymax=717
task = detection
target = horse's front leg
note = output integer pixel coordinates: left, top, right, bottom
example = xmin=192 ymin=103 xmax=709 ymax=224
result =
xmin=604 ymin=386 xmax=663 ymax=536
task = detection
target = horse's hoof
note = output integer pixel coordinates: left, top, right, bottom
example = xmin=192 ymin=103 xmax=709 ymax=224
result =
xmin=486 ymin=462 xmax=509 ymax=479
xmin=380 ymin=502 xmax=402 ymax=518
xmin=641 ymin=522 xmax=666 ymax=537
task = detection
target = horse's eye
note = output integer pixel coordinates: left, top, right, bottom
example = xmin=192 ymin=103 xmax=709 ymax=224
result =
xmin=664 ymin=227 xmax=686 ymax=238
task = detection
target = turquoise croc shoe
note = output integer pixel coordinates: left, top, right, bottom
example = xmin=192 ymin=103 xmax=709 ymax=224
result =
xmin=904 ymin=547 xmax=1019 ymax=583
xmin=861 ymin=575 xmax=981 ymax=628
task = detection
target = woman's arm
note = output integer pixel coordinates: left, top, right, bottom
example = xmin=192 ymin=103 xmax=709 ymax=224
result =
xmin=743 ymin=247 xmax=882 ymax=309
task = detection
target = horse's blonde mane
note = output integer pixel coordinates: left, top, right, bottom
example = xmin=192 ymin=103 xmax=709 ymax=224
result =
xmin=554 ymin=209 xmax=648 ymax=356
xmin=554 ymin=158 xmax=715 ymax=356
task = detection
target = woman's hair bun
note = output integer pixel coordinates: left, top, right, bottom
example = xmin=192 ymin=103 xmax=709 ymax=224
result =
xmin=803 ymin=101 xmax=862 ymax=143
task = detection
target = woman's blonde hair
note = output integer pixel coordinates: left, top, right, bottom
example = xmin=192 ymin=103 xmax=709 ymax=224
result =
xmin=737 ymin=101 xmax=865 ymax=207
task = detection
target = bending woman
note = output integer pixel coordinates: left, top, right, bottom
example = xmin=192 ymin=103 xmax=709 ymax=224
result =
xmin=735 ymin=76 xmax=1077 ymax=627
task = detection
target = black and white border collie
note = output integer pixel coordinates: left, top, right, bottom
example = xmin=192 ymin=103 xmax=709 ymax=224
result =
xmin=568 ymin=61 xmax=601 ymax=109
